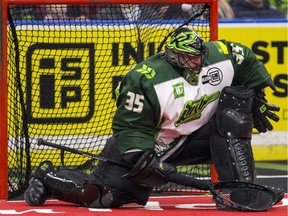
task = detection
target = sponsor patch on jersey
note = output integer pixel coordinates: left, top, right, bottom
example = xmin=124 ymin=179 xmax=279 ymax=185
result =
xmin=202 ymin=67 xmax=223 ymax=86
xmin=172 ymin=82 xmax=185 ymax=99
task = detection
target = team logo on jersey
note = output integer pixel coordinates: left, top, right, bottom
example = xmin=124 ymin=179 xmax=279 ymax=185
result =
xmin=174 ymin=91 xmax=220 ymax=127
xmin=136 ymin=64 xmax=156 ymax=79
xmin=202 ymin=67 xmax=223 ymax=86
xmin=172 ymin=82 xmax=185 ymax=99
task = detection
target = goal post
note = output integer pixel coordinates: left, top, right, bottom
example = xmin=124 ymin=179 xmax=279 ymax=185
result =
xmin=0 ymin=0 xmax=218 ymax=199
xmin=0 ymin=0 xmax=10 ymax=199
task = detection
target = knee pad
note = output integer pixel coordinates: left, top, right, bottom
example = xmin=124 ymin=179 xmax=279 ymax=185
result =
xmin=211 ymin=86 xmax=256 ymax=182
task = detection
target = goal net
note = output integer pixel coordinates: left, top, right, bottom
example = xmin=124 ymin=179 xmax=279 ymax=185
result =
xmin=0 ymin=0 xmax=218 ymax=199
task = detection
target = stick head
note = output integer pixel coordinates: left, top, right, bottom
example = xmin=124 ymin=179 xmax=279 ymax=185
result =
xmin=209 ymin=181 xmax=278 ymax=212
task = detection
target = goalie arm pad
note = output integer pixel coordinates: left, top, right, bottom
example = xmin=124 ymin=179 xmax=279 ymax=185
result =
xmin=121 ymin=150 xmax=176 ymax=187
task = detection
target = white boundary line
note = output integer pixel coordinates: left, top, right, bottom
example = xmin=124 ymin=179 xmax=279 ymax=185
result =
xmin=252 ymin=131 xmax=288 ymax=146
xmin=257 ymin=175 xmax=288 ymax=179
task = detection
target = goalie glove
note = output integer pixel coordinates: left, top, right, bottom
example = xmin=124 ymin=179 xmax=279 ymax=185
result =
xmin=252 ymin=91 xmax=280 ymax=133
xmin=121 ymin=150 xmax=176 ymax=187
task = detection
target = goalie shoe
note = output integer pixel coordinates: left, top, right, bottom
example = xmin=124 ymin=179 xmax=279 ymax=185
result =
xmin=24 ymin=160 xmax=54 ymax=206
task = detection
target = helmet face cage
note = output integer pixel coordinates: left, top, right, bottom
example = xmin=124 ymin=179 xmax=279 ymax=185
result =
xmin=179 ymin=52 xmax=203 ymax=72
xmin=165 ymin=28 xmax=207 ymax=85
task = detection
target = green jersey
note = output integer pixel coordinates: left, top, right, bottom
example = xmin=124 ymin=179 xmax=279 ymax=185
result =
xmin=112 ymin=40 xmax=271 ymax=160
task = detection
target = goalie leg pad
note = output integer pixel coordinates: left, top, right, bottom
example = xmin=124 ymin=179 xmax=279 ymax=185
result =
xmin=211 ymin=86 xmax=256 ymax=182
xmin=211 ymin=135 xmax=255 ymax=182
xmin=44 ymin=169 xmax=115 ymax=208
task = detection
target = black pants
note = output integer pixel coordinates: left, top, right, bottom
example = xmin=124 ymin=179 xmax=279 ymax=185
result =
xmin=165 ymin=117 xmax=217 ymax=165
xmin=90 ymin=137 xmax=153 ymax=207
xmin=89 ymin=117 xmax=217 ymax=206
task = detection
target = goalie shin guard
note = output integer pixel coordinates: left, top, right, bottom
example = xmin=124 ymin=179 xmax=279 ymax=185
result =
xmin=44 ymin=169 xmax=115 ymax=208
xmin=210 ymin=86 xmax=256 ymax=182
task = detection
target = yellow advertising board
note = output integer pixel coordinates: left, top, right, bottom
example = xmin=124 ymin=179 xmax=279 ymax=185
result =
xmin=8 ymin=27 xmax=172 ymax=137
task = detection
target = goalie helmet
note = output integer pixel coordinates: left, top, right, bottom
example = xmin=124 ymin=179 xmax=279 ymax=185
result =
xmin=165 ymin=28 xmax=207 ymax=85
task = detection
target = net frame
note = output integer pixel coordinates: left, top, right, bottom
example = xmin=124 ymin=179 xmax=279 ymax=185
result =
xmin=0 ymin=0 xmax=218 ymax=199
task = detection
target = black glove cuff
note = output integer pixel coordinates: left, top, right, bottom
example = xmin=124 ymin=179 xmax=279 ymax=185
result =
xmin=121 ymin=150 xmax=176 ymax=187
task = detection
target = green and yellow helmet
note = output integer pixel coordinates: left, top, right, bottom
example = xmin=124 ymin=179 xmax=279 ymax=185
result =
xmin=165 ymin=28 xmax=207 ymax=85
